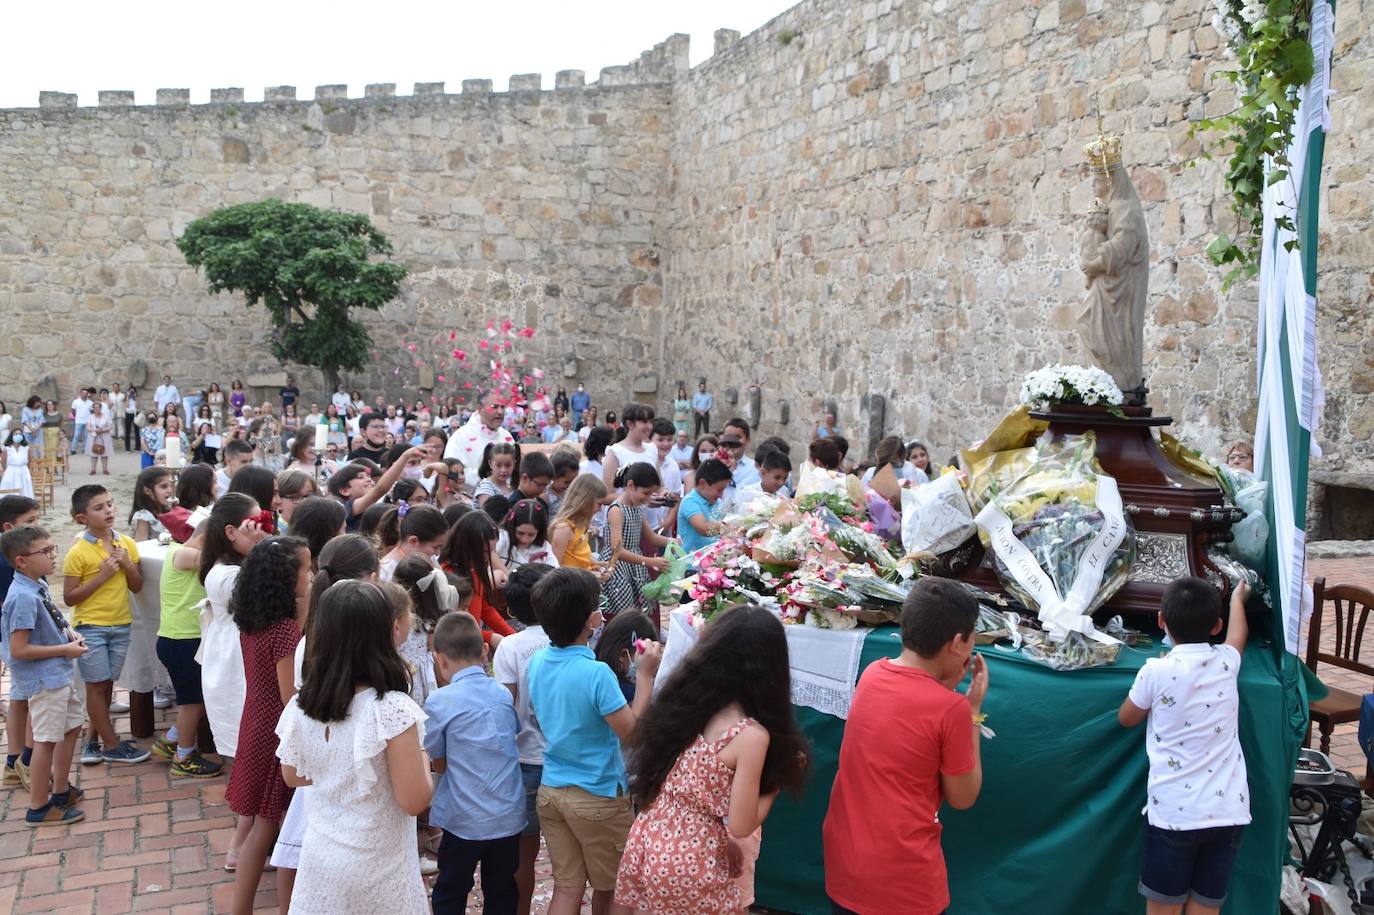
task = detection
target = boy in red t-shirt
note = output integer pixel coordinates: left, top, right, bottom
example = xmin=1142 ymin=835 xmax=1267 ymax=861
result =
xmin=822 ymin=578 xmax=989 ymax=915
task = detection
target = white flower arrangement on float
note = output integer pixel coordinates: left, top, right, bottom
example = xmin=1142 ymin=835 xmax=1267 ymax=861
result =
xmin=1019 ymin=364 xmax=1125 ymax=411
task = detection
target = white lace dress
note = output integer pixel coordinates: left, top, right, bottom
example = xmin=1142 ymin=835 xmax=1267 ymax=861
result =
xmin=197 ymin=564 xmax=244 ymax=758
xmin=275 ymin=689 xmax=429 ymax=914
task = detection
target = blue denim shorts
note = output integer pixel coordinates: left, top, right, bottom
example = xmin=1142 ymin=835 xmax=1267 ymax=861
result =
xmin=74 ymin=624 xmax=132 ymax=684
xmin=520 ymin=762 xmax=543 ymax=837
xmin=1140 ymin=822 xmax=1245 ymax=907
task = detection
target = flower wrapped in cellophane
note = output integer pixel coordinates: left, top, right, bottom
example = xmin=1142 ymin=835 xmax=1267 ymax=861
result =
xmin=972 ymin=431 xmax=1135 ymax=670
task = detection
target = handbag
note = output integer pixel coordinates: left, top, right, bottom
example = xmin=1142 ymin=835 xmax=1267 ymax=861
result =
xmin=91 ymin=441 xmax=106 ymax=455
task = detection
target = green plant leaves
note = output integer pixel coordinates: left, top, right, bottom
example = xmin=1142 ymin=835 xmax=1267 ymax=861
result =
xmin=1194 ymin=1 xmax=1317 ymax=286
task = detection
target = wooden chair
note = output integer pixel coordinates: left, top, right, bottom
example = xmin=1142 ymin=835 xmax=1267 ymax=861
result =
xmin=29 ymin=464 xmax=55 ymax=512
xmin=1305 ymin=576 xmax=1374 ymax=753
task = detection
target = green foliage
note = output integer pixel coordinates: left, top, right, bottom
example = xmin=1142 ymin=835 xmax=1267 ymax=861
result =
xmin=176 ymin=199 xmax=407 ymax=385
xmin=1192 ymin=0 xmax=1315 ymax=289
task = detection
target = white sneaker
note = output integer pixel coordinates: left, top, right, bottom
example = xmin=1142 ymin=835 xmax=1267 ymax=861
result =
xmin=153 ymin=689 xmax=175 ymax=710
xmin=109 ymin=700 xmax=130 ymax=714
xmin=419 ymin=855 xmax=439 ymax=877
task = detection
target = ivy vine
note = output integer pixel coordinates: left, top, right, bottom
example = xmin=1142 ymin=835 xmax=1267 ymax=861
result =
xmin=1192 ymin=0 xmax=1315 ymax=288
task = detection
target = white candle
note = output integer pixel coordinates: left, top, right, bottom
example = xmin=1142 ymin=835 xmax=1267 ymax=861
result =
xmin=314 ymin=423 xmax=329 ymax=451
xmin=165 ymin=436 xmax=181 ymax=468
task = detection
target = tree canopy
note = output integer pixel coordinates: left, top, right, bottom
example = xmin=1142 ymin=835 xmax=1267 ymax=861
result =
xmin=176 ymin=199 xmax=408 ymax=388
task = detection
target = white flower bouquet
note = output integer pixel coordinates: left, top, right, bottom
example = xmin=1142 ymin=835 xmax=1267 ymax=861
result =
xmin=1018 ymin=364 xmax=1125 ymax=411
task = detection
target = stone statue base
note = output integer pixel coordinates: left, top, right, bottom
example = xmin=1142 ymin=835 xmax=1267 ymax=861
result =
xmin=948 ymin=403 xmax=1242 ymax=621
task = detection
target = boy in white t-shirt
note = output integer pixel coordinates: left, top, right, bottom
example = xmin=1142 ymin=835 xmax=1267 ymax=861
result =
xmin=490 ymin=564 xmax=553 ymax=915
xmin=1119 ymin=577 xmax=1251 ymax=915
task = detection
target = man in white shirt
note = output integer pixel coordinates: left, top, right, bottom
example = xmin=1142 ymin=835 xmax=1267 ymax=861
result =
xmin=303 ymin=403 xmax=324 ymax=427
xmin=154 ymin=376 xmax=180 ymax=414
xmin=330 ymin=384 xmax=352 ymax=413
xmin=542 ymin=414 xmax=578 ymax=445
xmin=444 ymin=392 xmax=515 ymax=478
xmin=69 ymin=388 xmax=94 ymax=454
xmin=668 ymin=430 xmax=694 ymax=469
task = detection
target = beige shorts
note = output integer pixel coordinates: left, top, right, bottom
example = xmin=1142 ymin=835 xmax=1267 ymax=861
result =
xmin=29 ymin=681 xmax=87 ymax=743
xmin=536 ymin=784 xmax=634 ymax=892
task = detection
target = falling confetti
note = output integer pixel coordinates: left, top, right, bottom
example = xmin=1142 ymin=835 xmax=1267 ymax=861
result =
xmin=517 ymin=327 xmax=536 ymax=338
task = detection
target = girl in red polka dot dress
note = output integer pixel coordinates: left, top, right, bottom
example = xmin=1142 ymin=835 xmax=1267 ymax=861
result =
xmin=614 ymin=605 xmax=811 ymax=914
xmin=224 ymin=536 xmax=309 ymax=915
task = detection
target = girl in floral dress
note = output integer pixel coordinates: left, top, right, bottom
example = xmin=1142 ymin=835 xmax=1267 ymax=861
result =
xmin=615 ymin=604 xmax=810 ymax=914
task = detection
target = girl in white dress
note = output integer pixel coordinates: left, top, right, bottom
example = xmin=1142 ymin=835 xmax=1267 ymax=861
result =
xmin=0 ymin=430 xmax=33 ymax=498
xmin=196 ymin=493 xmax=270 ymax=871
xmin=276 ymin=579 xmax=432 ymax=915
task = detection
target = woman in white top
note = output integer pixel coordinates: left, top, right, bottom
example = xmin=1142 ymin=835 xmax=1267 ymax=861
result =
xmin=0 ymin=401 xmax=11 ymax=439
xmin=600 ymin=404 xmax=657 ymax=491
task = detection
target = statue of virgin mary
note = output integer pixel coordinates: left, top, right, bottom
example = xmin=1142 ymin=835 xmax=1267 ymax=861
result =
xmin=1078 ymin=130 xmax=1149 ymax=402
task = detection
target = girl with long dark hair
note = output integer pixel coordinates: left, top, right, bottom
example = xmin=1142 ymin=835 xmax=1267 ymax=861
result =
xmin=615 ymin=605 xmax=810 ymax=913
xmin=439 ymin=511 xmax=513 ymax=650
xmin=276 ymin=580 xmax=432 ymax=913
xmin=225 ymin=536 xmax=309 ymax=914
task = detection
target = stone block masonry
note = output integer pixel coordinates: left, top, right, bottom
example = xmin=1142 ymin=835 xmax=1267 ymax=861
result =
xmin=662 ymin=0 xmax=1373 ymax=483
xmin=0 ymin=1 xmax=1370 ymax=486
xmin=0 ymin=41 xmax=681 ymax=411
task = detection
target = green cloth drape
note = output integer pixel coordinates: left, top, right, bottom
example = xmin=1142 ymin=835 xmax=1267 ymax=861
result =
xmin=755 ymin=625 xmax=1306 ymax=914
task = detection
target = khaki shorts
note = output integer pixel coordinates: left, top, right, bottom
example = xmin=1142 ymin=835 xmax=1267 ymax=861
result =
xmin=29 ymin=682 xmax=87 ymax=743
xmin=536 ymin=784 xmax=634 ymax=892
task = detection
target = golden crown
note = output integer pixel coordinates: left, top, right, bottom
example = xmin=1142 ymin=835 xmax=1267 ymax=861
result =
xmin=1083 ymin=107 xmax=1123 ymax=172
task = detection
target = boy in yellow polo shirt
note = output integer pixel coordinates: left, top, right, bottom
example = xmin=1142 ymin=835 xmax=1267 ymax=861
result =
xmin=61 ymin=485 xmax=150 ymax=765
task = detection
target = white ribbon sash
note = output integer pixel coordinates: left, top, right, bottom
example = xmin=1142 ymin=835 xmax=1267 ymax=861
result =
xmin=975 ymin=474 xmax=1127 ymax=645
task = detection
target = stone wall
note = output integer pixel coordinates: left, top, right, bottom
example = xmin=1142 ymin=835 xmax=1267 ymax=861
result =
xmin=0 ymin=44 xmax=682 ymax=411
xmin=664 ymin=0 xmax=1374 ymax=476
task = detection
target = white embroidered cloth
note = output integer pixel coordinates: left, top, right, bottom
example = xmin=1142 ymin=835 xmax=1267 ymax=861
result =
xmin=657 ymin=606 xmax=870 ymax=719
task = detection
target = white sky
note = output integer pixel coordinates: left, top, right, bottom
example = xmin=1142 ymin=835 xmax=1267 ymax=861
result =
xmin=0 ymin=0 xmax=789 ymax=109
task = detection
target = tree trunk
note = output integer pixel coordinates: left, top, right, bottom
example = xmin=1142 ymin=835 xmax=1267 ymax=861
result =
xmin=323 ymin=364 xmax=341 ymax=395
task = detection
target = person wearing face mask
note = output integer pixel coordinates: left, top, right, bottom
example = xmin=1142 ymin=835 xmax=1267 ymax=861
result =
xmin=682 ymin=434 xmax=721 ymax=492
xmin=1 ymin=430 xmax=34 ymax=498
xmin=594 ymin=611 xmax=659 ymax=704
xmin=569 ymin=383 xmax=590 ymax=429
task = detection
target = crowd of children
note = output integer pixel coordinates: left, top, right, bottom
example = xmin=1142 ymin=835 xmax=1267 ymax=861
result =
xmin=0 ymin=381 xmax=1260 ymax=914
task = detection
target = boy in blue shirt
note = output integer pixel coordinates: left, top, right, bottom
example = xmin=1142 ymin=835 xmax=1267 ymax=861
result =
xmin=425 ymin=611 xmax=525 ymax=914
xmin=1 ymin=494 xmax=41 ymax=789
xmin=527 ymin=567 xmax=660 ymax=915
xmin=678 ymin=459 xmax=733 ymax=555
xmin=1 ymin=526 xmax=90 ymax=825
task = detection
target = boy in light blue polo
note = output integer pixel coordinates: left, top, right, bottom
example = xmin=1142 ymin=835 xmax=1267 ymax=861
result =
xmin=2 ymin=526 xmax=89 ymax=826
xmin=424 ymin=611 xmax=525 ymax=914
xmin=526 ymin=568 xmax=660 ymax=915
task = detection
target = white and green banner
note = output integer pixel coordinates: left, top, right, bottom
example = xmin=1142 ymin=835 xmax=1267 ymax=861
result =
xmin=1253 ymin=0 xmax=1335 ymax=654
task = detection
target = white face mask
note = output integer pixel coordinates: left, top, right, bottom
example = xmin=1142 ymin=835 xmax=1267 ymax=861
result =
xmin=698 ymin=449 xmax=714 ymax=461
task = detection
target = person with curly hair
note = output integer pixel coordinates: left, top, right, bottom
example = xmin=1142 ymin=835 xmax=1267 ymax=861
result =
xmin=615 ymin=604 xmax=810 ymax=915
xmin=225 ymin=535 xmax=310 ymax=915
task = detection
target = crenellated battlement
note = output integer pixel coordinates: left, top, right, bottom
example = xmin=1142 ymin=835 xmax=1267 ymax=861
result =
xmin=24 ymin=32 xmax=692 ymax=111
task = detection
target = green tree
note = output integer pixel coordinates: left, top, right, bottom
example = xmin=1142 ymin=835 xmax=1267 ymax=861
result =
xmin=176 ymin=199 xmax=408 ymax=390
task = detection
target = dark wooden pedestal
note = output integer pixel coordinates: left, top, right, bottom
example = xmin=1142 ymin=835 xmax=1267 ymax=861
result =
xmin=950 ymin=403 xmax=1241 ymax=622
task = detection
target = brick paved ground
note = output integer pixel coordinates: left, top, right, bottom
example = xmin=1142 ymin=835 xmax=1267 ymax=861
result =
xmin=3 ymin=448 xmax=1371 ymax=912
